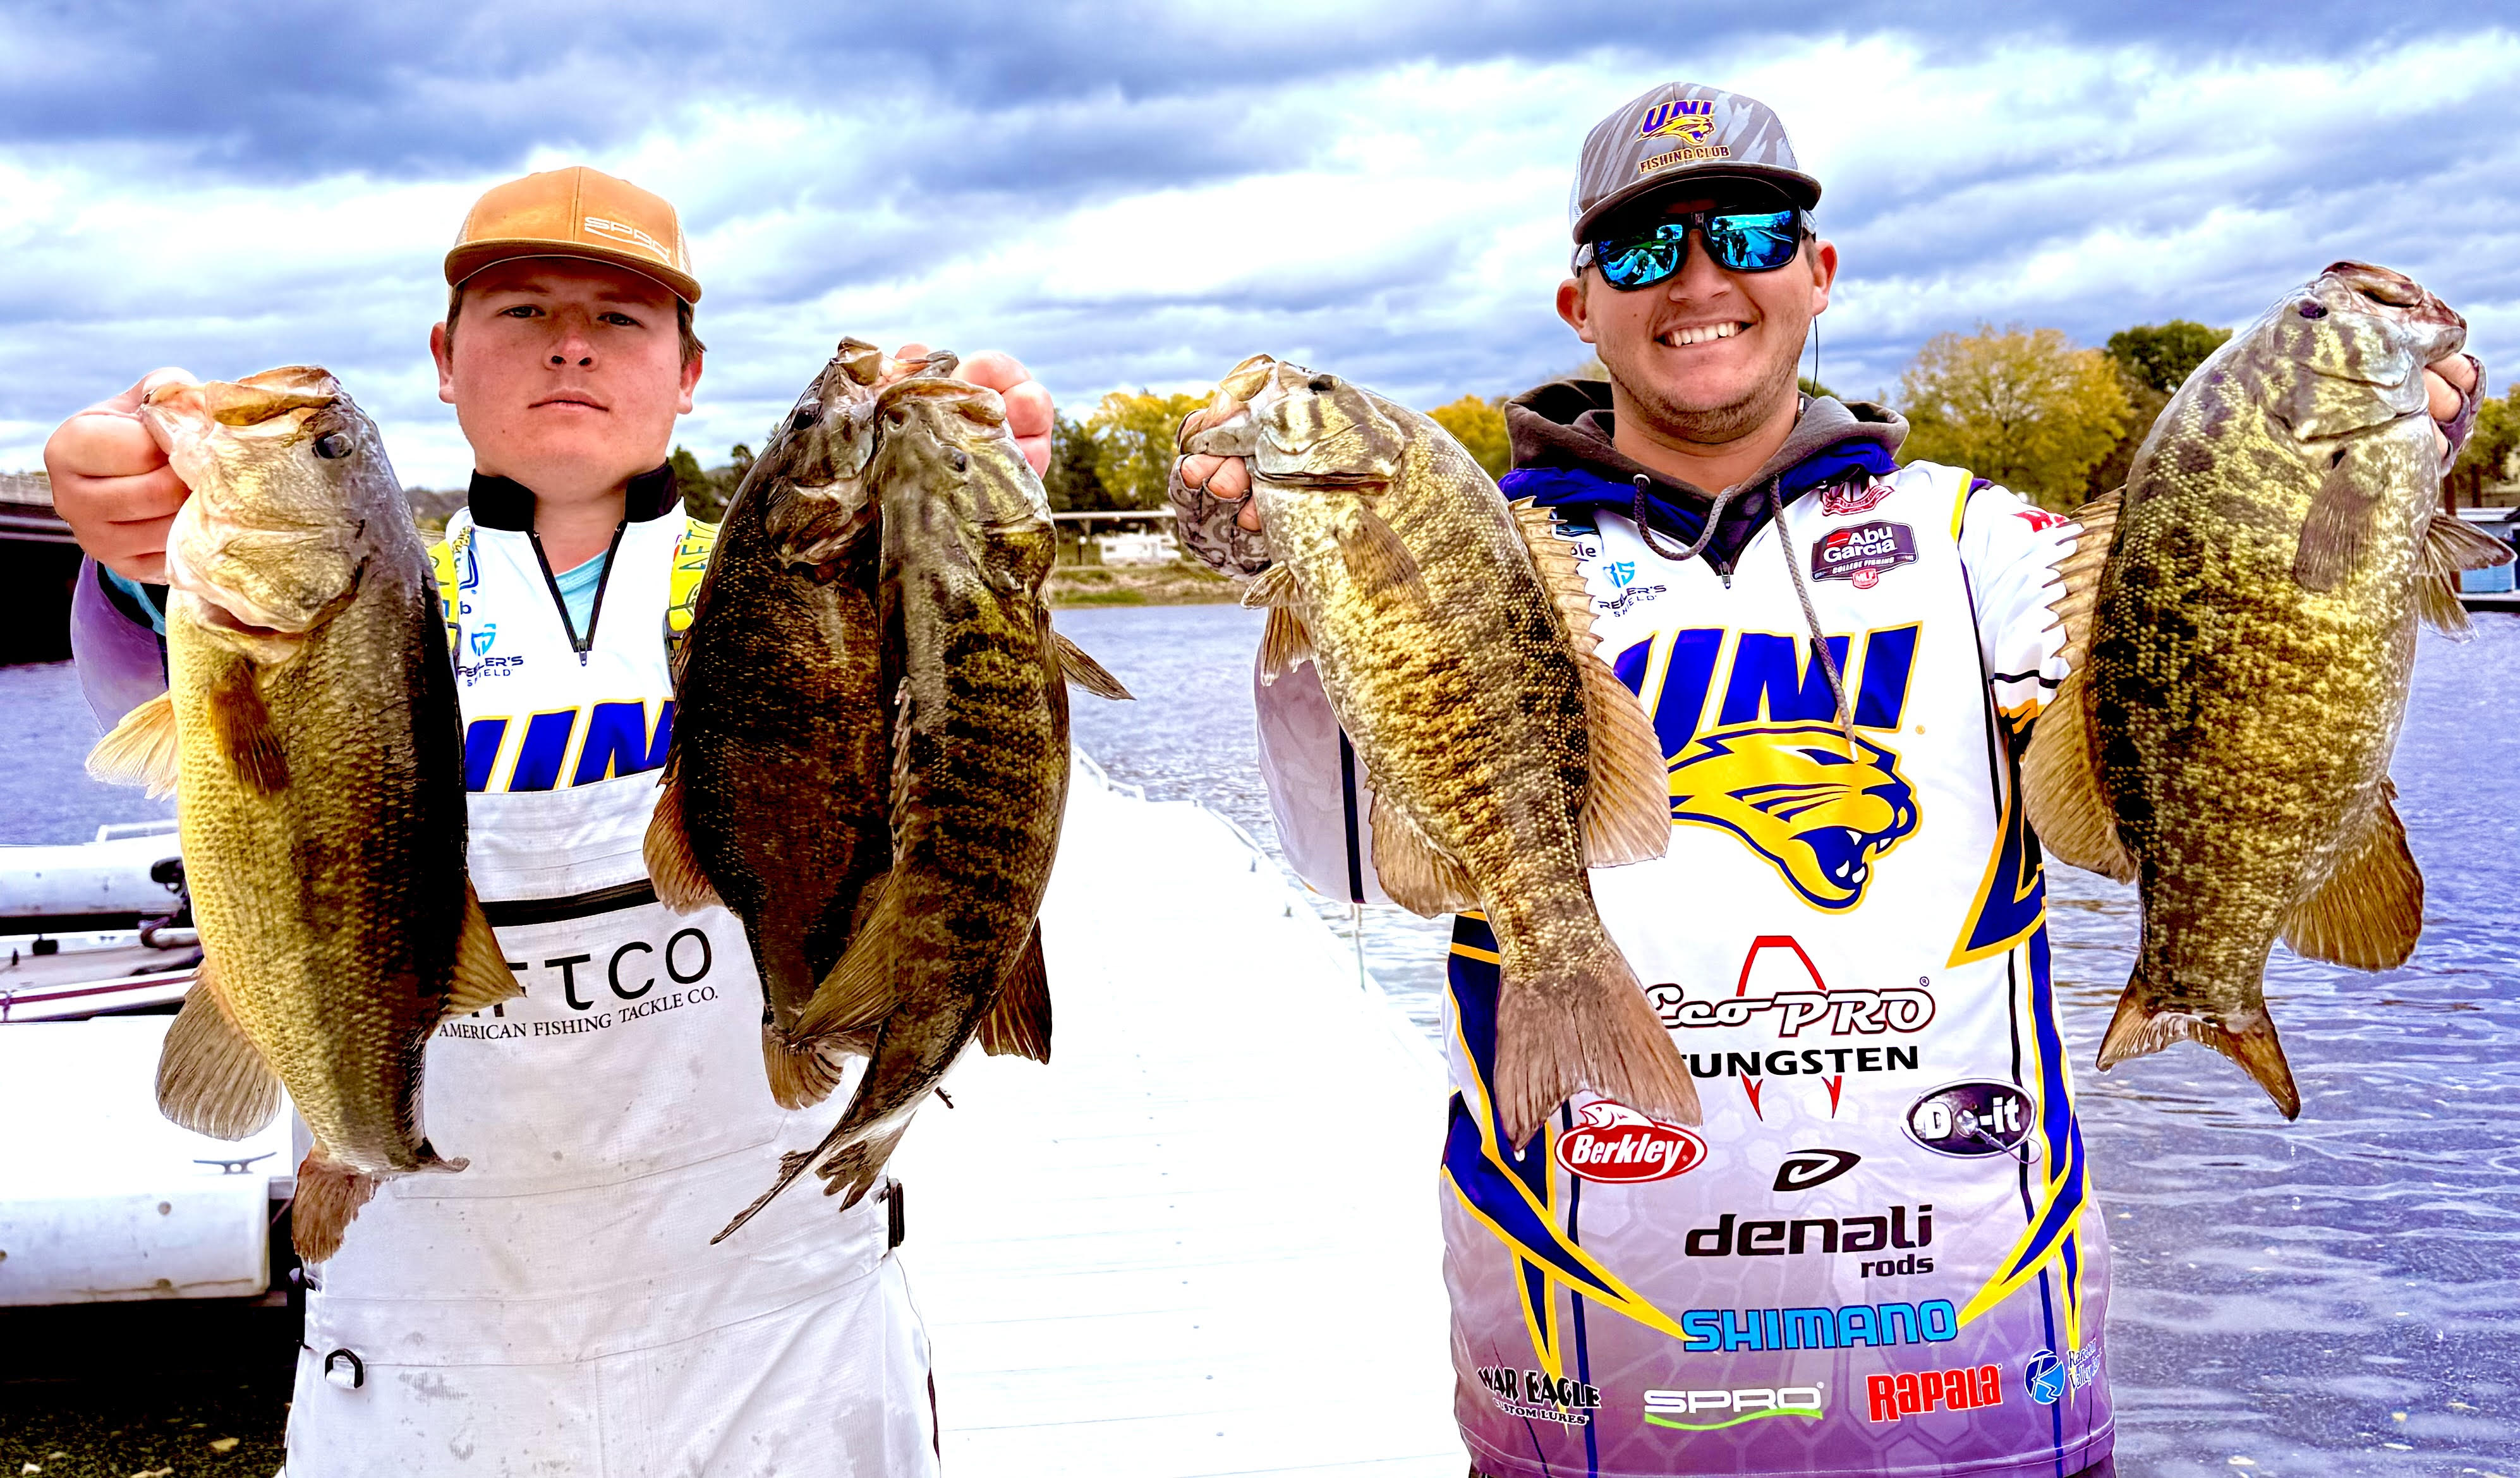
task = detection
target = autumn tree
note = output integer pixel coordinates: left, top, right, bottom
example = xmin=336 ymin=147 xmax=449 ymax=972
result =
xmin=1897 ymin=324 xmax=2131 ymax=512
xmin=1427 ymin=395 xmax=1511 ymax=478
xmin=2078 ymin=320 xmax=2234 ymax=500
xmin=2446 ymin=384 xmax=2520 ymax=507
xmin=1042 ymin=415 xmax=1110 ymax=512
xmin=1087 ymin=391 xmax=1210 ymax=507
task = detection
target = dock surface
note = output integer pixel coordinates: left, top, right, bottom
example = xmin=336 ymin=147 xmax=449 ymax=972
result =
xmin=894 ymin=765 xmax=1462 ymax=1478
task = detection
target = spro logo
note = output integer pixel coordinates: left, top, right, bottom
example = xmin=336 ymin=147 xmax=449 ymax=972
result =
xmin=1643 ymin=1384 xmax=1823 ymax=1433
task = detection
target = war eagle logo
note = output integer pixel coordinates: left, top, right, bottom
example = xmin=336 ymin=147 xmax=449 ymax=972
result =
xmin=1666 ymin=723 xmax=1920 ymax=910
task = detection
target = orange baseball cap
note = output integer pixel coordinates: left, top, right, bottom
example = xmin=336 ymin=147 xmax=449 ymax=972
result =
xmin=445 ymin=165 xmax=700 ymax=304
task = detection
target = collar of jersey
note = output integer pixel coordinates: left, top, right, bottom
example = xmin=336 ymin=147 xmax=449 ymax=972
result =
xmin=465 ymin=463 xmax=680 ymax=532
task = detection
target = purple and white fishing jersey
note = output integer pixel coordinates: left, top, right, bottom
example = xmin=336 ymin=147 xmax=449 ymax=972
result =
xmin=1257 ymin=460 xmax=2113 ymax=1478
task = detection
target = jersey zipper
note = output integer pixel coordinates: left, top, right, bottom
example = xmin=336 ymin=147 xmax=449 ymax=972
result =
xmin=527 ymin=519 xmax=631 ymax=666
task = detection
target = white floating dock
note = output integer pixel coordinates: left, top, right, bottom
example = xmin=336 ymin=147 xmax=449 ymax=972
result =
xmin=894 ymin=763 xmax=1462 ymax=1478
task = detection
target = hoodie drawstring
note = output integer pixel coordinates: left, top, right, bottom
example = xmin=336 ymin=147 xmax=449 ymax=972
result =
xmin=1771 ymin=475 xmax=1858 ymax=749
xmin=1632 ymin=473 xmax=1731 ymax=563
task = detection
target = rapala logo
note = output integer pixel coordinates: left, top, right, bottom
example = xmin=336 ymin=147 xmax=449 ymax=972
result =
xmin=1819 ymin=480 xmax=1895 ymax=517
xmin=1643 ymin=1384 xmax=1824 ymax=1432
xmin=1553 ymin=1100 xmax=1707 ymax=1184
xmin=1905 ymin=1080 xmax=2038 ymax=1161
xmin=1772 ymin=1148 xmax=1860 ymax=1192
xmin=1811 ymin=520 xmax=1918 ymax=589
xmin=1474 ymin=1365 xmax=1599 ymax=1427
xmin=1866 ymin=1364 xmax=2001 ymax=1423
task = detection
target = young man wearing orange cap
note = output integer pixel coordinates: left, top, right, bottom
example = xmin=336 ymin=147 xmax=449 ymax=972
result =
xmin=45 ymin=164 xmax=1053 ymax=1475
xmin=1176 ymin=83 xmax=2483 ymax=1478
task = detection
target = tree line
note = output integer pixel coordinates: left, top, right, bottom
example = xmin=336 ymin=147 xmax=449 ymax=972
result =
xmin=663 ymin=324 xmax=2517 ymax=522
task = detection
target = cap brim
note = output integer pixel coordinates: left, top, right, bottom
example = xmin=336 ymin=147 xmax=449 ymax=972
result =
xmin=445 ymin=239 xmax=701 ymax=305
xmin=1572 ymin=165 xmax=1823 ymax=242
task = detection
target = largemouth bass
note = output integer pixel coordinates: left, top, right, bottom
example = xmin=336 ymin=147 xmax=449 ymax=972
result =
xmin=88 ymin=367 xmax=518 ymax=1261
xmin=713 ymin=362 xmax=1125 ymax=1242
xmin=1178 ymin=355 xmax=1692 ymax=1149
xmin=646 ymin=339 xmax=894 ymax=1109
xmin=2025 ymin=262 xmax=2509 ymax=1117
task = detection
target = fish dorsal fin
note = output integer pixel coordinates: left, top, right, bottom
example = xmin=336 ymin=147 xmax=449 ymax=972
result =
xmin=1367 ymin=794 xmax=1478 ymax=917
xmin=442 ymin=881 xmax=525 ymax=1019
xmin=1241 ymin=562 xmax=1298 ymax=609
xmin=976 ymin=924 xmax=1053 ymax=1062
xmin=155 ymin=956 xmax=282 ymax=1140
xmin=2051 ymin=488 xmax=2121 ymax=676
xmin=1257 ymin=605 xmax=1316 ymax=686
xmin=207 ymin=656 xmax=289 ymax=795
xmin=2021 ymin=668 xmax=2137 ymax=882
xmin=87 ymin=691 xmax=181 ymax=799
xmin=1051 ymin=629 xmax=1134 ymax=701
xmin=642 ymin=760 xmax=724 ymax=913
xmin=798 ymin=872 xmax=902 ymax=1038
xmin=2415 ymin=513 xmax=2514 ymax=637
xmin=2281 ymin=781 xmax=2424 ymax=969
xmin=1506 ymin=499 xmax=1669 ymax=866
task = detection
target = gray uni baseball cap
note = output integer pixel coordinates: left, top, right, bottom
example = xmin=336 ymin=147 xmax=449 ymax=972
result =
xmin=1569 ymin=82 xmax=1822 ymax=242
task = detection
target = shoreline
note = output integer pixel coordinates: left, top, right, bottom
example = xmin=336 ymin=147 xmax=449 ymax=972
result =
xmin=1047 ymin=563 xmax=1240 ymax=607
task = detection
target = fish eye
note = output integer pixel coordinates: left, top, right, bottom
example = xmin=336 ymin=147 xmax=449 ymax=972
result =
xmin=789 ymin=406 xmax=818 ymax=433
xmin=2298 ymin=301 xmax=2329 ymax=320
xmin=948 ymin=449 xmax=969 ymax=472
xmin=313 ymin=432 xmax=354 ymax=459
xmin=1308 ymin=373 xmax=1338 ymax=392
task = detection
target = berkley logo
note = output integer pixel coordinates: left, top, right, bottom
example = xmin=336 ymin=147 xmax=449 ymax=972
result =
xmin=1811 ymin=521 xmax=1918 ymax=589
xmin=1819 ymin=480 xmax=1895 ymax=518
xmin=1553 ymin=1100 xmax=1707 ymax=1184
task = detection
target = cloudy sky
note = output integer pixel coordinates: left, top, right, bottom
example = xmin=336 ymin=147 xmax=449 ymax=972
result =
xmin=2 ymin=1 xmax=2513 ymax=487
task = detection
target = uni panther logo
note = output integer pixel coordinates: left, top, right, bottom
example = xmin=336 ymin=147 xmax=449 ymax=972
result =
xmin=1667 ymin=723 xmax=1920 ymax=910
xmin=1637 ymin=99 xmax=1717 ymax=145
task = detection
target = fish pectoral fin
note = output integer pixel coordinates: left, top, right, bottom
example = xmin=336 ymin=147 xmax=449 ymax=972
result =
xmin=442 ymin=881 xmax=526 ymax=1019
xmin=975 ymin=924 xmax=1053 ymax=1063
xmin=1336 ymin=502 xmax=1422 ymax=594
xmin=2020 ymin=669 xmax=2138 ymax=882
xmin=1051 ymin=630 xmax=1134 ymax=701
xmin=1366 ymin=796 xmax=1477 ymax=917
xmin=207 ymin=656 xmax=289 ymax=795
xmin=2282 ymin=784 xmax=2423 ymax=970
xmin=2095 ymin=984 xmax=2301 ymax=1120
xmin=2415 ymin=512 xmax=2515 ymax=636
xmin=291 ymin=1144 xmax=384 ymax=1264
xmin=763 ymin=1023 xmax=854 ymax=1110
xmin=2051 ymin=488 xmax=2121 ymax=673
xmin=1241 ymin=562 xmax=1298 ymax=609
xmin=1580 ymin=653 xmax=1673 ymax=867
xmin=87 ymin=691 xmax=181 ymax=799
xmin=1257 ymin=605 xmax=1316 ymax=686
xmin=155 ymin=956 xmax=281 ymax=1140
xmin=798 ymin=878 xmax=901 ymax=1038
xmin=2291 ymin=451 xmax=2384 ymax=592
xmin=642 ymin=765 xmax=724 ymax=913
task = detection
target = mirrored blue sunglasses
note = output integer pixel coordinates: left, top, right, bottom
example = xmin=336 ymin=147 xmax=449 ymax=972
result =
xmin=1585 ymin=209 xmax=1805 ymax=289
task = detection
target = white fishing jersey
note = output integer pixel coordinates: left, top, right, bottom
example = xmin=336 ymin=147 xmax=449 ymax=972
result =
xmin=280 ymin=474 xmax=937 ymax=1478
xmin=1257 ymin=461 xmax=2112 ymax=1478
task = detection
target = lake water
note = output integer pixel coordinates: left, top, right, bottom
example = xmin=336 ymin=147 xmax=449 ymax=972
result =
xmin=11 ymin=608 xmax=2520 ymax=1475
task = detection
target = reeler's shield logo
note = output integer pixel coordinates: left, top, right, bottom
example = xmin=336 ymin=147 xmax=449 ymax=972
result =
xmin=1553 ymin=1099 xmax=1707 ymax=1184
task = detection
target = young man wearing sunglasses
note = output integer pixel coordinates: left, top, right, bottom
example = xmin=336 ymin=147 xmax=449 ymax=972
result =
xmin=1176 ymin=82 xmax=2484 ymax=1478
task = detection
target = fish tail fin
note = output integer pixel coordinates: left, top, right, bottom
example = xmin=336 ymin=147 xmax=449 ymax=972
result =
xmin=764 ymin=1022 xmax=854 ymax=1110
xmin=1491 ymin=940 xmax=1698 ymax=1149
xmin=292 ymin=1146 xmax=383 ymax=1263
xmin=713 ymin=1140 xmax=840 ymax=1245
xmin=2096 ymin=981 xmax=2301 ymax=1120
xmin=816 ymin=1122 xmax=912 ymax=1211
xmin=88 ymin=691 xmax=181 ymax=799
